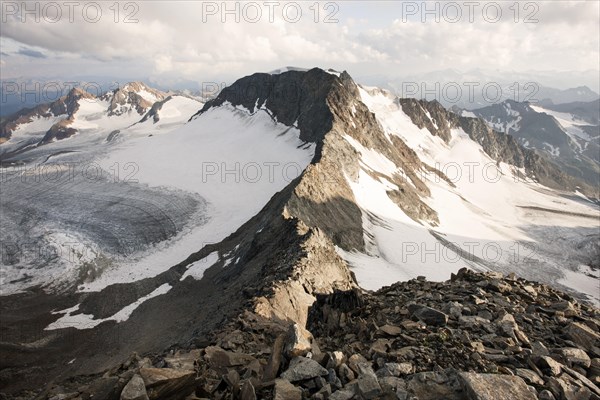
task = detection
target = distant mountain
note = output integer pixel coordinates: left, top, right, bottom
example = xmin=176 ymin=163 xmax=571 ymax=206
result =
xmin=536 ymin=86 xmax=600 ymax=106
xmin=464 ymin=99 xmax=600 ymax=186
xmin=359 ymin=69 xmax=600 ymax=109
xmin=540 ymin=99 xmax=600 ymax=125
xmin=0 ymin=82 xmax=203 ymax=160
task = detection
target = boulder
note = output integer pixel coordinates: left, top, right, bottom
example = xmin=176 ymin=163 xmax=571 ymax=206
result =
xmin=274 ymin=379 xmax=302 ymax=400
xmin=377 ymin=324 xmax=402 ymax=336
xmin=285 ymin=323 xmax=313 ymax=358
xmin=139 ymin=368 xmax=195 ymax=400
xmin=120 ymin=375 xmax=149 ymax=400
xmin=240 ymin=380 xmax=256 ymax=400
xmin=329 ymin=388 xmax=356 ymax=400
xmin=567 ymin=322 xmax=600 ymax=350
xmin=537 ymin=356 xmax=563 ymax=376
xmin=347 ymin=354 xmax=368 ymax=375
xmin=497 ymin=313 xmax=530 ymax=344
xmin=515 ymin=369 xmax=544 ymax=386
xmin=281 ymin=357 xmax=328 ymax=382
xmin=203 ymin=346 xmax=256 ymax=370
xmin=408 ymin=304 xmax=448 ymax=326
xmin=459 ymin=373 xmax=536 ymax=400
xmin=164 ymin=350 xmax=200 ymax=371
xmin=558 ymin=347 xmax=592 ymax=368
xmin=356 ymin=363 xmax=381 ymax=399
xmin=376 ymin=362 xmax=414 ymax=377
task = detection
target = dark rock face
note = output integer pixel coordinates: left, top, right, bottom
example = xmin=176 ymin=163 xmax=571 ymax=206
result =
xmin=1 ymin=83 xmax=166 ymax=153
xmin=544 ymin=99 xmax=600 ymax=126
xmin=196 ymin=68 xmax=338 ymax=145
xmin=399 ymin=98 xmax=452 ymax=142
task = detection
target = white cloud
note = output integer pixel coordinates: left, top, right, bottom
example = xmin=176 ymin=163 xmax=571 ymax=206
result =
xmin=0 ymin=1 xmax=597 ymax=87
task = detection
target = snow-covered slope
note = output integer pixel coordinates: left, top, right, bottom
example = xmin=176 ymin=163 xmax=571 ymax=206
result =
xmin=86 ymin=102 xmax=314 ymax=291
xmin=1 ymin=69 xmax=598 ymax=307
xmin=467 ymin=100 xmax=600 ymax=185
xmin=339 ymin=86 xmax=600 ymax=304
xmin=0 ymin=83 xmax=179 ymax=157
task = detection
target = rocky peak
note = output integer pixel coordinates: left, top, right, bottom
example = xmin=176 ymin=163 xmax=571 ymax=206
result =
xmin=103 ymin=81 xmax=167 ymax=116
xmin=196 ymin=68 xmax=342 ymax=145
xmin=0 ymin=87 xmax=95 ymax=144
xmin=51 ymin=86 xmax=96 ymax=116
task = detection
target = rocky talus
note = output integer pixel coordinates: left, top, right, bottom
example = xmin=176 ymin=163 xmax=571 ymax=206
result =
xmin=30 ymin=268 xmax=600 ymax=400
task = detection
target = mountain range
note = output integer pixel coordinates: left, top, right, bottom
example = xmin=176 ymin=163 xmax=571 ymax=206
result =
xmin=0 ymin=68 xmax=598 ymax=399
xmin=458 ymin=99 xmax=600 ymax=186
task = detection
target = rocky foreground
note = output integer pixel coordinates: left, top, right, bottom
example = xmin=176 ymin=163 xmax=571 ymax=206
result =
xmin=26 ymin=268 xmax=599 ymax=400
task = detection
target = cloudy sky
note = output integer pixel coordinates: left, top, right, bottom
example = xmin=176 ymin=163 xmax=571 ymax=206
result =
xmin=1 ymin=1 xmax=599 ymax=90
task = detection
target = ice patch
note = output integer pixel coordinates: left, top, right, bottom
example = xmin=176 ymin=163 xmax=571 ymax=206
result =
xmin=180 ymin=251 xmax=219 ymax=281
xmin=45 ymin=283 xmax=172 ymax=330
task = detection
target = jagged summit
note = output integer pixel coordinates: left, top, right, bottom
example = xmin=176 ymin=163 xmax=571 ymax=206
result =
xmin=194 ymin=67 xmax=347 ymax=144
xmin=102 ymin=81 xmax=167 ymax=116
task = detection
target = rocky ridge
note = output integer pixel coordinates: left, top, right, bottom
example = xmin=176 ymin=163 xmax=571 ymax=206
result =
xmin=31 ymin=268 xmax=600 ymax=400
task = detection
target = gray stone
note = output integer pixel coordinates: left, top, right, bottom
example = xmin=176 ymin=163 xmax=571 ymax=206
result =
xmin=357 ymin=363 xmax=382 ymax=400
xmin=497 ymin=313 xmax=530 ymax=344
xmin=531 ymin=341 xmax=550 ymax=358
xmin=163 ymin=350 xmax=200 ymax=371
xmin=459 ymin=373 xmax=536 ymax=400
xmin=327 ymin=368 xmax=343 ymax=390
xmin=120 ymin=375 xmax=149 ymax=400
xmin=408 ymin=304 xmax=449 ymax=326
xmin=285 ymin=323 xmax=313 ymax=358
xmin=338 ymin=363 xmax=355 ymax=383
xmin=537 ymin=356 xmax=563 ymax=376
xmin=347 ymin=354 xmax=369 ymax=375
xmin=329 ymin=388 xmax=356 ymax=400
xmin=515 ymin=369 xmax=544 ymax=386
xmin=240 ymin=380 xmax=256 ymax=400
xmin=376 ymin=362 xmax=414 ymax=377
xmin=547 ymin=376 xmax=594 ymax=400
xmin=538 ymin=390 xmax=556 ymax=400
xmin=139 ymin=368 xmax=195 ymax=400
xmin=326 ymin=351 xmax=346 ymax=369
xmin=274 ymin=379 xmax=302 ymax=400
xmin=377 ymin=376 xmax=406 ymax=393
xmin=558 ymin=347 xmax=592 ymax=368
xmin=204 ymin=346 xmax=256 ymax=369
xmin=567 ymin=322 xmax=600 ymax=350
xmin=378 ymin=324 xmax=403 ymax=336
xmin=281 ymin=357 xmax=328 ymax=382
